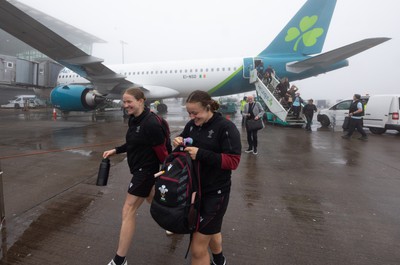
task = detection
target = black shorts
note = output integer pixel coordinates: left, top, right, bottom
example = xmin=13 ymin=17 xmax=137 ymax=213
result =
xmin=127 ymin=170 xmax=156 ymax=197
xmin=198 ymin=191 xmax=230 ymax=235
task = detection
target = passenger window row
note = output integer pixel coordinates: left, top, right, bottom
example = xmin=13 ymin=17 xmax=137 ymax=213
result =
xmin=58 ymin=66 xmax=238 ymax=79
xmin=121 ymin=66 xmax=238 ymax=76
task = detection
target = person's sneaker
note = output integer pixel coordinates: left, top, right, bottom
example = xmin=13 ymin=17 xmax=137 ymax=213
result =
xmin=211 ymin=256 xmax=226 ymax=265
xmin=166 ymin=230 xmax=174 ymax=235
xmin=108 ymin=259 xmax=127 ymax=265
xmin=245 ymin=147 xmax=253 ymax=153
xmin=358 ymin=136 xmax=368 ymax=141
xmin=341 ymin=135 xmax=350 ymax=139
xmin=253 ymin=147 xmax=258 ymax=155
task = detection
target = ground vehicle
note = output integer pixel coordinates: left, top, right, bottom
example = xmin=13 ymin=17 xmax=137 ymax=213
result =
xmin=1 ymin=95 xmax=38 ymax=109
xmin=317 ymin=96 xmax=369 ymax=127
xmin=363 ymin=94 xmax=400 ymax=134
xmin=217 ymin=97 xmax=238 ymax=115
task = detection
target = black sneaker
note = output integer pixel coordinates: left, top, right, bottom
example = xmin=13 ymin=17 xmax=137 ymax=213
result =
xmin=245 ymin=147 xmax=253 ymax=153
xmin=211 ymin=256 xmax=226 ymax=265
xmin=253 ymin=147 xmax=258 ymax=155
xmin=341 ymin=135 xmax=350 ymax=139
xmin=358 ymin=136 xmax=368 ymax=141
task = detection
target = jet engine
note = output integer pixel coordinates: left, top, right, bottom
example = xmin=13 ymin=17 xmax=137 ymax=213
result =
xmin=50 ymin=85 xmax=106 ymax=111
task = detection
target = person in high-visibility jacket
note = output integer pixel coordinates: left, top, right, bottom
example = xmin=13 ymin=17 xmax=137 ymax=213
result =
xmin=240 ymin=96 xmax=247 ymax=125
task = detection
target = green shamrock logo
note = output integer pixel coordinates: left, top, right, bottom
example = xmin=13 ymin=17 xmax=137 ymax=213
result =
xmin=285 ymin=15 xmax=324 ymax=51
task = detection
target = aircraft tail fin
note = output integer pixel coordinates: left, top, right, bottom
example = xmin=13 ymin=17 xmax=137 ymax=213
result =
xmin=258 ymin=0 xmax=337 ymax=57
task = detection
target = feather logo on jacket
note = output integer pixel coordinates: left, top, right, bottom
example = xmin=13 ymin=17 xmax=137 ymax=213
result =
xmin=208 ymin=130 xmax=214 ymax=138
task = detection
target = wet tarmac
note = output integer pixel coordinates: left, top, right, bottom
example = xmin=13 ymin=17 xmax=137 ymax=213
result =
xmin=0 ymin=101 xmax=399 ymax=265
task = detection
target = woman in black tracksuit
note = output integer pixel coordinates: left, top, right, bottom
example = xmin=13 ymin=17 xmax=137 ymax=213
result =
xmin=173 ymin=90 xmax=241 ymax=265
xmin=103 ymin=88 xmax=168 ymax=265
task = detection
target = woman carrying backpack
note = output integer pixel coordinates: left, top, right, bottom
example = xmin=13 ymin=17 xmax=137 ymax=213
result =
xmin=102 ymin=87 xmax=169 ymax=265
xmin=173 ymin=90 xmax=241 ymax=265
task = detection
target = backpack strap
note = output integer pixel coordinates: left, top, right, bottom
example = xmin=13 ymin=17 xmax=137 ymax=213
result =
xmin=185 ymin=159 xmax=201 ymax=259
xmin=143 ymin=111 xmax=170 ymax=162
xmin=148 ymin=112 xmax=172 ymax=154
xmin=185 ymin=233 xmax=193 ymax=259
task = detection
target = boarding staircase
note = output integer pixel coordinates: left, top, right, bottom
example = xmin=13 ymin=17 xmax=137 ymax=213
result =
xmin=250 ymin=69 xmax=305 ymax=127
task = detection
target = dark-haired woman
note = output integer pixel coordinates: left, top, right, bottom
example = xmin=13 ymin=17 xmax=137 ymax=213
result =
xmin=173 ymin=90 xmax=241 ymax=265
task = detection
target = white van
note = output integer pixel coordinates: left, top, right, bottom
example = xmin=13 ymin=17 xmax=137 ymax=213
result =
xmin=1 ymin=95 xmax=37 ymax=109
xmin=317 ymin=96 xmax=369 ymax=128
xmin=363 ymin=94 xmax=400 ymax=134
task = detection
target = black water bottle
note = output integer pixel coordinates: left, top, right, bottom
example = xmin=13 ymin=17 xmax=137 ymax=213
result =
xmin=96 ymin=158 xmax=110 ymax=186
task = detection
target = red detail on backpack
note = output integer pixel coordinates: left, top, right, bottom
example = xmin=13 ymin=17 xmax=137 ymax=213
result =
xmin=150 ymin=146 xmax=201 ymax=235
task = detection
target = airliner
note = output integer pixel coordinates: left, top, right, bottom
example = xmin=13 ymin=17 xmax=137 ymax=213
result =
xmin=0 ymin=0 xmax=389 ymax=113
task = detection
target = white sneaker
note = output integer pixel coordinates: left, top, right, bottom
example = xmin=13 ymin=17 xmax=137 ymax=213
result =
xmin=166 ymin=230 xmax=174 ymax=235
xmin=108 ymin=259 xmax=127 ymax=265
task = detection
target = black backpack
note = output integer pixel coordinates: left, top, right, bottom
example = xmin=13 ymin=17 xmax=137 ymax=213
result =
xmin=144 ymin=112 xmax=172 ymax=154
xmin=150 ymin=145 xmax=201 ymax=235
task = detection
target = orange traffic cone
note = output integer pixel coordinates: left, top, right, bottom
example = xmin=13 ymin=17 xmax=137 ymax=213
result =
xmin=52 ymin=108 xmax=57 ymax=120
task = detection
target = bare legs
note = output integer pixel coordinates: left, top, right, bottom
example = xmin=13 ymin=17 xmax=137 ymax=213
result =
xmin=115 ymin=194 xmax=145 ymax=257
xmin=191 ymin=232 xmax=223 ymax=265
xmin=209 ymin=233 xmax=222 ymax=254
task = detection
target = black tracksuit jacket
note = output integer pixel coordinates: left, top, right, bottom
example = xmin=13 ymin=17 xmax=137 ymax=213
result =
xmin=115 ymin=107 xmax=167 ymax=175
xmin=179 ymin=112 xmax=241 ymax=195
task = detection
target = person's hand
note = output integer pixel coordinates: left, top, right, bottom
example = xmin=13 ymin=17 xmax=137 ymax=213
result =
xmin=254 ymin=116 xmax=259 ymax=120
xmin=103 ymin=149 xmax=116 ymax=158
xmin=173 ymin=136 xmax=183 ymax=147
xmin=184 ymin=146 xmax=199 ymax=160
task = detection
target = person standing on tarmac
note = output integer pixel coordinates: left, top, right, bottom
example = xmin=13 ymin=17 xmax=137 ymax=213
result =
xmin=240 ymin=96 xmax=247 ymax=126
xmin=173 ymin=90 xmax=241 ymax=265
xmin=303 ymin=99 xmax=317 ymax=131
xmin=103 ymin=87 xmax=169 ymax=265
xmin=242 ymin=95 xmax=265 ymax=155
xmin=341 ymin=93 xmax=368 ymax=140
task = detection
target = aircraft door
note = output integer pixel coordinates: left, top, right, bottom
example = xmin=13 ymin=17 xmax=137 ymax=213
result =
xmin=243 ymin=57 xmax=254 ymax=78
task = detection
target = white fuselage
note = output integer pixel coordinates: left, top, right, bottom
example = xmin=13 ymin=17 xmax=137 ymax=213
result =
xmin=57 ymin=57 xmax=245 ymax=99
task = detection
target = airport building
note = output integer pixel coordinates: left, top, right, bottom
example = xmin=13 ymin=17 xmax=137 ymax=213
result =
xmin=0 ymin=0 xmax=104 ymax=92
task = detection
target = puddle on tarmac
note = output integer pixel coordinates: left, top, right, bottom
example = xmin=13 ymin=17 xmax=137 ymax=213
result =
xmin=67 ymin=149 xmax=93 ymax=156
xmin=282 ymin=194 xmax=325 ymax=227
xmin=330 ymin=158 xmax=347 ymax=165
xmin=0 ymin=195 xmax=93 ymax=264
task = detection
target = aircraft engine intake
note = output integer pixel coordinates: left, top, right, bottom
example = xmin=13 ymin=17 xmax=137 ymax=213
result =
xmin=50 ymin=85 xmax=105 ymax=111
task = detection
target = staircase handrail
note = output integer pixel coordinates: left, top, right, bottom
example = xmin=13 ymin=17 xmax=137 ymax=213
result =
xmin=251 ymin=72 xmax=288 ymax=121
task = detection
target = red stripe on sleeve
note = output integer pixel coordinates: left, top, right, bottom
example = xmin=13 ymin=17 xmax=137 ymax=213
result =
xmin=152 ymin=144 xmax=168 ymax=163
xmin=221 ymin=154 xmax=241 ymax=170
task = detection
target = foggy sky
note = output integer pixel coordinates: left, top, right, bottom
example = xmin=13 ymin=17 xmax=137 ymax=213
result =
xmin=18 ymin=0 xmax=400 ymax=102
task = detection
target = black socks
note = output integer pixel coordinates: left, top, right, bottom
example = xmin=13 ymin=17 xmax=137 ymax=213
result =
xmin=113 ymin=254 xmax=126 ymax=265
xmin=212 ymin=252 xmax=225 ymax=265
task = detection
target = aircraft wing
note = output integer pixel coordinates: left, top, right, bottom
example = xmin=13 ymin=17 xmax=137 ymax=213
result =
xmin=0 ymin=0 xmax=136 ymax=95
xmin=286 ymin=38 xmax=391 ymax=74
